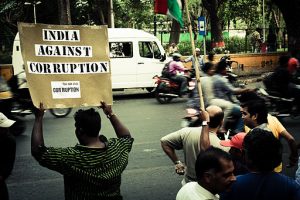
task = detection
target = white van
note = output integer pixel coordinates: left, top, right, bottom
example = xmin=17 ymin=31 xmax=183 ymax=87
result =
xmin=12 ymin=28 xmax=166 ymax=91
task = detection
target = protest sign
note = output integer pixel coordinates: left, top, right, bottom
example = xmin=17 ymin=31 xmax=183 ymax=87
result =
xmin=18 ymin=23 xmax=112 ymax=108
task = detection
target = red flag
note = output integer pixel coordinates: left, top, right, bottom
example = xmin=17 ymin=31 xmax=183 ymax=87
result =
xmin=154 ymin=0 xmax=168 ymax=14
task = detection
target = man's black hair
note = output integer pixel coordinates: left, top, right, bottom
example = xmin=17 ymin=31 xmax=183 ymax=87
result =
xmin=237 ymin=91 xmax=265 ymax=104
xmin=74 ymin=108 xmax=101 ymax=137
xmin=195 ymin=147 xmax=232 ymax=180
xmin=202 ymin=62 xmax=214 ymax=74
xmin=243 ymin=128 xmax=282 ymax=172
xmin=278 ymin=55 xmax=291 ymax=68
xmin=215 ymin=60 xmax=227 ymax=74
xmin=241 ymin=100 xmax=268 ymax=124
xmin=208 ymin=52 xmax=215 ymax=62
xmin=209 ymin=110 xmax=224 ymax=128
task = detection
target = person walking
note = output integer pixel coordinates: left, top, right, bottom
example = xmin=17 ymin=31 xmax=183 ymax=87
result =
xmin=31 ymin=101 xmax=133 ymax=200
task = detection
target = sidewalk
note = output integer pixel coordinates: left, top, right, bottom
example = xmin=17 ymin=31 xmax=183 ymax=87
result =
xmin=237 ymin=72 xmax=271 ymax=85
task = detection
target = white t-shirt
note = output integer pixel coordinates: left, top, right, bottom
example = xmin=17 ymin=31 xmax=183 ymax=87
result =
xmin=176 ymin=182 xmax=219 ymax=200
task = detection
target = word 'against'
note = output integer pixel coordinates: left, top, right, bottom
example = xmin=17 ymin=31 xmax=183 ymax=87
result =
xmin=35 ymin=44 xmax=92 ymax=57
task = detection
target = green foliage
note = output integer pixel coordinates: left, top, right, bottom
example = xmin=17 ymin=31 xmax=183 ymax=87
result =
xmin=177 ymin=36 xmax=249 ymax=55
xmin=219 ymin=0 xmax=272 ymax=29
xmin=224 ymin=36 xmax=247 ymax=53
xmin=114 ymin=0 xmax=154 ymax=28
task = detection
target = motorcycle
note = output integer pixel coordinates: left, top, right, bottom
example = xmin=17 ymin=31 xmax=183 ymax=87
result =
xmin=0 ymin=73 xmax=72 ymax=136
xmin=181 ymin=56 xmax=244 ymax=135
xmin=257 ymin=87 xmax=299 ymax=119
xmin=153 ymin=74 xmax=196 ymax=104
xmin=8 ymin=73 xmax=72 ymax=118
xmin=256 ymin=71 xmax=300 ymax=119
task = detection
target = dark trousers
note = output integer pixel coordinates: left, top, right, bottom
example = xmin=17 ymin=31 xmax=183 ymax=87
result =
xmin=170 ymin=75 xmax=188 ymax=95
xmin=0 ymin=180 xmax=9 ymax=200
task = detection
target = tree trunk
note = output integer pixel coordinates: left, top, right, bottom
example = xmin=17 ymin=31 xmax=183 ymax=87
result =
xmin=57 ymin=0 xmax=71 ymax=25
xmin=202 ymin=0 xmax=224 ymax=48
xmin=272 ymin=0 xmax=300 ymax=54
xmin=169 ymin=19 xmax=181 ymax=45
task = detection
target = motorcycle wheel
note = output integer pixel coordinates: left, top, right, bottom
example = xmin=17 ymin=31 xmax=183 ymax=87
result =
xmin=49 ymin=108 xmax=72 ymax=118
xmin=155 ymin=93 xmax=173 ymax=104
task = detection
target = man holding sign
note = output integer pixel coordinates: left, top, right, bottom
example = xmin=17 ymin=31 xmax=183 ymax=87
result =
xmin=31 ymin=101 xmax=133 ymax=200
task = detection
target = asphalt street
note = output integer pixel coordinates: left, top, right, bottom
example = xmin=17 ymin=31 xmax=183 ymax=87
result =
xmin=6 ymin=88 xmax=300 ymax=200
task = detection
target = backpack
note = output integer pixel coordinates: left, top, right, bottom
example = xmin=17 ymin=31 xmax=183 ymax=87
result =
xmin=161 ymin=61 xmax=172 ymax=78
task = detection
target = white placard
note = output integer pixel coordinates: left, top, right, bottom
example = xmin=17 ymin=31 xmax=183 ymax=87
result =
xmin=51 ymin=81 xmax=81 ymax=99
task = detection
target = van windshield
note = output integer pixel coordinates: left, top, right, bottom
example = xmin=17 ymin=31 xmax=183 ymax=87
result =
xmin=139 ymin=41 xmax=161 ymax=59
xmin=109 ymin=42 xmax=133 ymax=58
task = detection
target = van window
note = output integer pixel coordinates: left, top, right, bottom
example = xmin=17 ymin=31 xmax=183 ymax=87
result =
xmin=109 ymin=42 xmax=133 ymax=58
xmin=139 ymin=41 xmax=161 ymax=59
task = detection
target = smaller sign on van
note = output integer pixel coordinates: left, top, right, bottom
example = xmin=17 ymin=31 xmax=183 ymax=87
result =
xmin=18 ymin=23 xmax=112 ymax=109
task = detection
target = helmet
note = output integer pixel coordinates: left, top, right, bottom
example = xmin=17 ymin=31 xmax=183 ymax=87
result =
xmin=172 ymin=53 xmax=182 ymax=60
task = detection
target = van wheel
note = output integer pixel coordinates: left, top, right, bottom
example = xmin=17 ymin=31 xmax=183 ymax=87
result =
xmin=146 ymin=87 xmax=155 ymax=93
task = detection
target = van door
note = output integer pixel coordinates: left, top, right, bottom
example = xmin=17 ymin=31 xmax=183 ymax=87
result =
xmin=109 ymin=41 xmax=136 ymax=89
xmin=137 ymin=41 xmax=164 ymax=88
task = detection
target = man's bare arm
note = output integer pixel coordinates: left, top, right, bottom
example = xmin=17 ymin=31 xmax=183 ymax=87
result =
xmin=31 ymin=103 xmax=45 ymax=159
xmin=161 ymin=141 xmax=185 ymax=175
xmin=199 ymin=109 xmax=211 ymax=151
xmin=99 ymin=101 xmax=131 ymax=138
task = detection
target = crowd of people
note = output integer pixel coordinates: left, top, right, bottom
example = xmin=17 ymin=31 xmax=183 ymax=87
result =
xmin=161 ymin=48 xmax=300 ymax=199
xmin=2 ymin=46 xmax=300 ymax=200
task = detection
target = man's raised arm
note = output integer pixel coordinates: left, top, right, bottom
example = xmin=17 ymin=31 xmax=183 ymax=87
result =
xmin=99 ymin=101 xmax=131 ymax=138
xmin=31 ymin=103 xmax=45 ymax=159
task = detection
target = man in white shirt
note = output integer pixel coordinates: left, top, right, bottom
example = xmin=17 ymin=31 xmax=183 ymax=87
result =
xmin=176 ymin=147 xmax=236 ymax=200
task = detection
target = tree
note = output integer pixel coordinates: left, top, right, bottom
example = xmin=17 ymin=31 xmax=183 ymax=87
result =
xmin=169 ymin=19 xmax=181 ymax=44
xmin=272 ymin=0 xmax=300 ymax=53
xmin=202 ymin=0 xmax=226 ymax=48
xmin=57 ymin=0 xmax=71 ymax=24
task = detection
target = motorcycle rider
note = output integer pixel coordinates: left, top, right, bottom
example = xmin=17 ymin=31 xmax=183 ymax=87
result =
xmin=211 ymin=60 xmax=254 ymax=132
xmin=264 ymin=55 xmax=300 ymax=111
xmin=169 ymin=53 xmax=189 ymax=97
xmin=183 ymin=48 xmax=204 ymax=77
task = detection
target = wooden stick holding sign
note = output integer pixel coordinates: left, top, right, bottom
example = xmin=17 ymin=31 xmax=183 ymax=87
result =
xmin=183 ymin=0 xmax=205 ymax=110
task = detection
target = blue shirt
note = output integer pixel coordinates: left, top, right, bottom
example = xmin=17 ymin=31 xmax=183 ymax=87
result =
xmin=212 ymin=74 xmax=236 ymax=101
xmin=221 ymin=172 xmax=300 ymax=200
